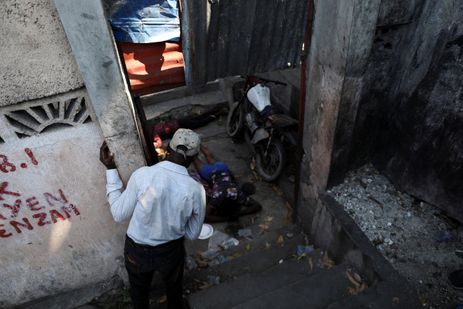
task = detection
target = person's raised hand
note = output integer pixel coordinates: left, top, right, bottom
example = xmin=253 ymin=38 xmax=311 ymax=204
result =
xmin=100 ymin=141 xmax=116 ymax=169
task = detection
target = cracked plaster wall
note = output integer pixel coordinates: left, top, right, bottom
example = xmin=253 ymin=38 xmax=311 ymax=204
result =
xmin=0 ymin=0 xmax=84 ymax=107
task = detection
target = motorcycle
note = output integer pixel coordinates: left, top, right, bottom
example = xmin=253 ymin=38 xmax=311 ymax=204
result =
xmin=226 ymin=76 xmax=298 ymax=182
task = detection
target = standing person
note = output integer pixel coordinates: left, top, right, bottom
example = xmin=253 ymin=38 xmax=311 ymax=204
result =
xmin=100 ymin=129 xmax=206 ymax=309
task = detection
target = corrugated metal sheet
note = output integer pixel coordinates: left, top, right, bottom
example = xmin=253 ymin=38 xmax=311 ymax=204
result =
xmin=117 ymin=42 xmax=185 ymax=95
xmin=183 ymin=0 xmax=309 ymax=84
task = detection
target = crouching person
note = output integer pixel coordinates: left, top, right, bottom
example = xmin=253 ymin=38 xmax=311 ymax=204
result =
xmin=100 ymin=129 xmax=206 ymax=309
xmin=193 ymin=145 xmax=262 ymax=222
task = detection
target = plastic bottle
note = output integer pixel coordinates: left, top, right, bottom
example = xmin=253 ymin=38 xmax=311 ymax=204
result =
xmin=220 ymin=238 xmax=239 ymax=250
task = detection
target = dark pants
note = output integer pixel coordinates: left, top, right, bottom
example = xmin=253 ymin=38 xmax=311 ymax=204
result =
xmin=124 ymin=236 xmax=185 ymax=309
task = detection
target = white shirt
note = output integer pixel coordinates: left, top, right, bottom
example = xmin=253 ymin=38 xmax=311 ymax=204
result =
xmin=105 ymin=161 xmax=206 ymax=246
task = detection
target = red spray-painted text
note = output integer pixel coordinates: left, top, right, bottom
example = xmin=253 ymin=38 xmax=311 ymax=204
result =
xmin=0 ymin=148 xmax=38 ymax=173
xmin=0 ymin=185 xmax=80 ymax=238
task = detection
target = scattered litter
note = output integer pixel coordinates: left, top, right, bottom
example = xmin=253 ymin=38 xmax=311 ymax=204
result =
xmin=209 ymin=255 xmax=229 ymax=266
xmin=346 ymin=270 xmax=368 ymax=295
xmin=296 ymin=245 xmax=315 ymax=257
xmin=200 ymin=249 xmax=220 ymax=259
xmin=194 ymin=254 xmax=210 ymax=268
xmin=258 ymin=223 xmax=270 ymax=234
xmin=157 ymin=295 xmax=167 ymax=304
xmin=258 ymin=217 xmax=274 ymax=234
xmin=185 ymin=256 xmax=198 ymax=270
xmin=434 ymin=230 xmax=456 ymax=242
xmin=308 ymin=257 xmax=314 ymax=272
xmin=250 ymin=159 xmax=260 ymax=180
xmin=286 ymin=232 xmax=294 ymax=238
xmin=279 ymin=259 xmax=284 ymax=264
xmin=321 ymin=252 xmax=335 ymax=269
xmin=237 ymin=228 xmax=253 ymax=239
xmin=271 ymin=185 xmax=284 ymax=196
xmin=220 ymin=238 xmax=239 ymax=250
xmin=276 ymin=235 xmax=285 ymax=246
xmin=197 ymin=280 xmax=211 ymax=290
xmin=230 ymin=252 xmax=243 ymax=260
xmin=245 ymin=244 xmax=251 ymax=251
xmin=285 ymin=202 xmax=293 ymax=223
xmin=208 ymin=231 xmax=230 ymax=251
xmin=264 ymin=242 xmax=271 ymax=249
xmin=207 ymin=275 xmax=221 ymax=286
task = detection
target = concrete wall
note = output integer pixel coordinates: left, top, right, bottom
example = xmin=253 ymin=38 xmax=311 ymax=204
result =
xmin=0 ymin=0 xmax=145 ymax=307
xmin=297 ymin=0 xmax=380 ymax=229
xmin=376 ymin=0 xmax=463 ymax=222
xmin=0 ymin=0 xmax=84 ymax=106
xmin=54 ymin=0 xmax=146 ymax=182
xmin=330 ymin=0 xmax=463 ymax=221
xmin=0 ymin=91 xmax=127 ymax=308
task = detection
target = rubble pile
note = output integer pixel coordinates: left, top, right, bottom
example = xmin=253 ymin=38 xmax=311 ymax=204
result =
xmin=329 ymin=164 xmax=463 ymax=308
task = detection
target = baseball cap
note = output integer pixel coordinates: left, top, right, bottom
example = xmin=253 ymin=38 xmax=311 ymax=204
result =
xmin=169 ymin=128 xmax=201 ymax=158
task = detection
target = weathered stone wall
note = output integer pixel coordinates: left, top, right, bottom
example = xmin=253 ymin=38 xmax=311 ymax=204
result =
xmin=298 ymin=0 xmax=381 ymax=230
xmin=0 ymin=0 xmax=84 ymax=106
xmin=333 ymin=0 xmax=463 ymax=221
xmin=376 ymin=1 xmax=463 ymax=222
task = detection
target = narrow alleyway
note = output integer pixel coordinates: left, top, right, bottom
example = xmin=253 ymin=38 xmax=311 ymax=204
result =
xmin=79 ymin=118 xmax=418 ymax=309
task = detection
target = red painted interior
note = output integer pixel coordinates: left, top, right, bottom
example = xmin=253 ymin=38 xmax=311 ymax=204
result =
xmin=117 ymin=42 xmax=186 ymax=96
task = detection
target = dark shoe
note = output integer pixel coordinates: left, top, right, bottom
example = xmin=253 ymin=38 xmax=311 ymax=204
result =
xmin=239 ymin=198 xmax=262 ymax=215
xmin=449 ymin=269 xmax=463 ymax=289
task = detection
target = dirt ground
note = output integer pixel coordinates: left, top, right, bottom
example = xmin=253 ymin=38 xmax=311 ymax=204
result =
xmin=328 ymin=164 xmax=463 ymax=308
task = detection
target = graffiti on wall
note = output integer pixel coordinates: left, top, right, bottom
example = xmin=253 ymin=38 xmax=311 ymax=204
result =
xmin=0 ymin=148 xmax=81 ymax=238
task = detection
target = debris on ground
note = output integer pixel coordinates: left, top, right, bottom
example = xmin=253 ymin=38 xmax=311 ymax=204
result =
xmin=185 ymin=256 xmax=198 ymax=271
xmin=237 ymin=228 xmax=253 ymax=239
xmin=199 ymin=249 xmax=220 ymax=260
xmin=346 ymin=270 xmax=368 ymax=296
xmin=258 ymin=216 xmax=274 ymax=234
xmin=276 ymin=235 xmax=285 ymax=246
xmin=320 ymin=252 xmax=335 ymax=270
xmin=329 ymin=164 xmax=463 ymax=308
xmin=208 ymin=231 xmax=230 ymax=251
xmin=308 ymin=257 xmax=314 ymax=272
xmin=157 ymin=295 xmax=167 ymax=304
xmin=207 ymin=275 xmax=221 ymax=286
xmin=296 ymin=245 xmax=315 ymax=257
xmin=219 ymin=237 xmax=239 ymax=250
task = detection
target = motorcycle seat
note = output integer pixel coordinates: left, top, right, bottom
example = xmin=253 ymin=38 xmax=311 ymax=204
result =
xmin=267 ymin=113 xmax=298 ymax=128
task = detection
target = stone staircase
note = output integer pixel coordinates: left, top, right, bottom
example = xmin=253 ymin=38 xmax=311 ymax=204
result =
xmin=184 ymin=223 xmax=416 ymax=309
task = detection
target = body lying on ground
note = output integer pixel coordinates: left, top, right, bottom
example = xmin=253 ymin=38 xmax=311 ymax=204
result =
xmin=192 ymin=145 xmax=262 ymax=222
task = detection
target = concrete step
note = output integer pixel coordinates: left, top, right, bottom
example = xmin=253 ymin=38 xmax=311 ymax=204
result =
xmin=185 ymin=225 xmax=308 ymax=288
xmin=189 ymin=258 xmax=351 ymax=309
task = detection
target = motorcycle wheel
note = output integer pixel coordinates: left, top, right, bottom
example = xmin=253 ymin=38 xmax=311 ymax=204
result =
xmin=226 ymin=102 xmax=244 ymax=138
xmin=255 ymin=139 xmax=286 ymax=182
